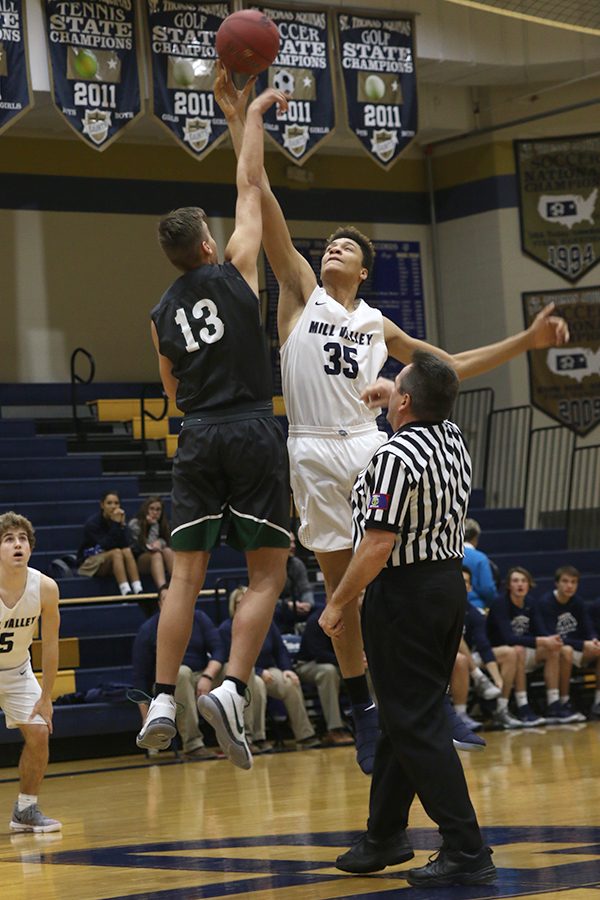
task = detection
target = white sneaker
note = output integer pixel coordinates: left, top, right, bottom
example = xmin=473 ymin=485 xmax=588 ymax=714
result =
xmin=493 ymin=707 xmax=524 ymax=730
xmin=473 ymin=673 xmax=501 ymax=701
xmin=197 ymin=681 xmax=252 ymax=770
xmin=136 ymin=693 xmax=177 ymax=750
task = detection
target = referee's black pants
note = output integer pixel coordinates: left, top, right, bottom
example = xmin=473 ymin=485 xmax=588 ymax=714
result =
xmin=362 ymin=559 xmax=483 ymax=852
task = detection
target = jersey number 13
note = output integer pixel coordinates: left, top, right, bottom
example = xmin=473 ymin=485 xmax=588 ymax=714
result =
xmin=175 ymin=300 xmax=225 ymax=352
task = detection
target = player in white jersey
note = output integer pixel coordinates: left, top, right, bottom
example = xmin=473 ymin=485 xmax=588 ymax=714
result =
xmin=217 ymin=69 xmax=570 ymax=772
xmin=0 ymin=512 xmax=61 ymax=833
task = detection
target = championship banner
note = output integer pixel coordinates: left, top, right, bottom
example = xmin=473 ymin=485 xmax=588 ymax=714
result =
xmin=0 ymin=0 xmax=33 ymax=136
xmin=253 ymin=5 xmax=334 ymax=165
xmin=145 ymin=1 xmax=231 ymax=160
xmin=336 ymin=12 xmax=417 ymax=170
xmin=523 ymin=287 xmax=600 ymax=436
xmin=44 ymin=0 xmax=143 ymax=150
xmin=515 ymin=135 xmax=600 ymax=282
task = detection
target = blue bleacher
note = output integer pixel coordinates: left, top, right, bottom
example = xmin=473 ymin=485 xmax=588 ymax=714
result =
xmin=0 ymin=476 xmax=140 ymax=503
xmin=1 ymin=456 xmax=103 ymax=480
xmin=490 ymin=548 xmax=600 ymax=578
xmin=0 ymin=420 xmax=35 ymax=437
xmin=479 ymin=528 xmax=567 ymax=554
xmin=0 ymin=437 xmax=68 ymax=457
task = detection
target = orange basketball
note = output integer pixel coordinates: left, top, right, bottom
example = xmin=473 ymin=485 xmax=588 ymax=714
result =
xmin=216 ymin=10 xmax=280 ymax=75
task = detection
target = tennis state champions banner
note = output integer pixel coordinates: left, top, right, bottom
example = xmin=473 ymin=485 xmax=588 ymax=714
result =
xmin=523 ymin=287 xmax=600 ymax=436
xmin=44 ymin=0 xmax=143 ymax=150
xmin=145 ymin=1 xmax=231 ymax=160
xmin=515 ymin=135 xmax=600 ymax=283
xmin=336 ymin=12 xmax=417 ymax=170
xmin=254 ymin=5 xmax=334 ymax=164
xmin=0 ymin=0 xmax=33 ymax=136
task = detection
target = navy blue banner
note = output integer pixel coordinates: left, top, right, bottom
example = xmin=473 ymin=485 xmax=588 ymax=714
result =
xmin=336 ymin=13 xmax=417 ymax=170
xmin=0 ymin=0 xmax=32 ymax=135
xmin=253 ymin=5 xmax=334 ymax=164
xmin=44 ymin=0 xmax=143 ymax=150
xmin=146 ymin=1 xmax=231 ymax=160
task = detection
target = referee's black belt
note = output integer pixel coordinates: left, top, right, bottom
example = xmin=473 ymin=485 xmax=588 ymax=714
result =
xmin=181 ymin=400 xmax=274 ymax=427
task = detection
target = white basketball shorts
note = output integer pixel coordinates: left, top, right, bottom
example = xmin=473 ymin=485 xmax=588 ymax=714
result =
xmin=0 ymin=658 xmax=46 ymax=728
xmin=288 ymin=424 xmax=387 ymax=553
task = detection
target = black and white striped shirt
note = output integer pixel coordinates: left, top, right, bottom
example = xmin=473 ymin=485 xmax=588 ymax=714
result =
xmin=351 ymin=420 xmax=472 ymax=566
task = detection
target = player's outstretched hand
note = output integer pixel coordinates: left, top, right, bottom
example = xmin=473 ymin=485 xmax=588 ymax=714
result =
xmin=361 ymin=376 xmax=395 ymax=410
xmin=248 ymin=86 xmax=289 ymax=118
xmin=213 ymin=59 xmax=256 ymax=121
xmin=527 ymin=302 xmax=570 ymax=348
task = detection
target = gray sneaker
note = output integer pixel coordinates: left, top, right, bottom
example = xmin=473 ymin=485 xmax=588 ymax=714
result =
xmin=198 ymin=681 xmax=252 ymax=770
xmin=10 ymin=802 xmax=62 ymax=833
xmin=493 ymin=707 xmax=524 ymax=730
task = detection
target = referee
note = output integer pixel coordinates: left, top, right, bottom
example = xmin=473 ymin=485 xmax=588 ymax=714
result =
xmin=320 ymin=351 xmax=496 ymax=887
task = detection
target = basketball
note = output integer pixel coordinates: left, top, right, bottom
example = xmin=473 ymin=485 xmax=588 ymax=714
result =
xmin=216 ymin=10 xmax=280 ymax=75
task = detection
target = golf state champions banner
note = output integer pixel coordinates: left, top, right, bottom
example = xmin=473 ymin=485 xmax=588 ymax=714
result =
xmin=146 ymin=1 xmax=230 ymax=160
xmin=254 ymin=5 xmax=334 ymax=165
xmin=515 ymin=135 xmax=600 ymax=283
xmin=0 ymin=0 xmax=33 ymax=136
xmin=336 ymin=13 xmax=416 ymax=170
xmin=44 ymin=0 xmax=143 ymax=150
xmin=523 ymin=287 xmax=600 ymax=436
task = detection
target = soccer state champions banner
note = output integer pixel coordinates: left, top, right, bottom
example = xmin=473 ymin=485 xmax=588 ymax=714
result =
xmin=515 ymin=134 xmax=600 ymax=282
xmin=145 ymin=1 xmax=231 ymax=160
xmin=44 ymin=0 xmax=143 ymax=150
xmin=523 ymin=287 xmax=600 ymax=436
xmin=0 ymin=0 xmax=33 ymax=136
xmin=336 ymin=13 xmax=417 ymax=170
xmin=253 ymin=5 xmax=334 ymax=165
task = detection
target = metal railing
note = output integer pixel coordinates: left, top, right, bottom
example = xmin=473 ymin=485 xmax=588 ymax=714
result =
xmin=524 ymin=426 xmax=575 ymax=531
xmin=566 ymin=444 xmax=600 ymax=549
xmin=483 ymin=405 xmax=532 ymax=509
xmin=70 ymin=347 xmax=95 ymax=437
xmin=139 ymin=384 xmax=168 ymax=473
xmin=451 ymin=388 xmax=494 ymax=490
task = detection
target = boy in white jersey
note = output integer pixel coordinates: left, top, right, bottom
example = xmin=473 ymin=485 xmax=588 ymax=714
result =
xmin=216 ymin=68 xmax=570 ymax=773
xmin=0 ymin=512 xmax=61 ymax=833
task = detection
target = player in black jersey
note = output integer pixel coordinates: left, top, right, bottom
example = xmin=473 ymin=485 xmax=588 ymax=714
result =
xmin=136 ymin=83 xmax=290 ymax=771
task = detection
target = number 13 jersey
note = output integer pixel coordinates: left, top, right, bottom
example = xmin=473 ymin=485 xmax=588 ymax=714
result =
xmin=280 ymin=286 xmax=387 ymax=428
xmin=151 ymin=262 xmax=273 ymax=414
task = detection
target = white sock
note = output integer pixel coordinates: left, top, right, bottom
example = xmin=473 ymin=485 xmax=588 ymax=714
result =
xmin=560 ymin=695 xmax=570 ymax=705
xmin=119 ymin=582 xmax=132 ymax=596
xmin=17 ymin=793 xmax=37 ymax=811
xmin=131 ymin=580 xmax=143 ymax=594
xmin=497 ymin=697 xmax=508 ymax=711
xmin=471 ymin=667 xmax=485 ymax=684
xmin=455 ymin=704 xmax=467 ymax=714
xmin=515 ymin=691 xmax=528 ymax=708
xmin=547 ymin=689 xmax=559 ymax=705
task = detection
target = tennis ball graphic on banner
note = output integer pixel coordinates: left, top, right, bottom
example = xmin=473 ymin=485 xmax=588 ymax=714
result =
xmin=73 ymin=49 xmax=98 ymax=79
xmin=364 ymin=74 xmax=385 ymax=101
xmin=173 ymin=58 xmax=195 ymax=87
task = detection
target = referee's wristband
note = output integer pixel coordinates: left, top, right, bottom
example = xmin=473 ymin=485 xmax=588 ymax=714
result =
xmin=200 ymin=673 xmax=213 ymax=681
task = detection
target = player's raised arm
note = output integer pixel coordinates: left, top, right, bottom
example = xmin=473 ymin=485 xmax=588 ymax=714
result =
xmin=214 ymin=64 xmax=316 ymax=338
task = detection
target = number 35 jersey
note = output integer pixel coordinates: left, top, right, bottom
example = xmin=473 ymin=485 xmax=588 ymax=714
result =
xmin=281 ymin=286 xmax=387 ymax=428
xmin=151 ymin=262 xmax=273 ymax=414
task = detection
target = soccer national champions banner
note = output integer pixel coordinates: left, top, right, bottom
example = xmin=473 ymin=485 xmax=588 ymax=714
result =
xmin=336 ymin=12 xmax=416 ymax=170
xmin=146 ymin=1 xmax=230 ymax=160
xmin=515 ymin=134 xmax=600 ymax=282
xmin=254 ymin=5 xmax=334 ymax=165
xmin=523 ymin=287 xmax=600 ymax=436
xmin=44 ymin=0 xmax=143 ymax=150
xmin=0 ymin=0 xmax=33 ymax=136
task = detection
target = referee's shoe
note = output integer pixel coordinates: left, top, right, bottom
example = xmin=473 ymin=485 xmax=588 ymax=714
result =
xmin=198 ymin=680 xmax=252 ymax=770
xmin=336 ymin=830 xmax=414 ymax=873
xmin=407 ymin=845 xmax=496 ymax=886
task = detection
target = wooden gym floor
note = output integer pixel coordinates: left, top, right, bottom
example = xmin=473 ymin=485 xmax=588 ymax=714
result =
xmin=1 ymin=723 xmax=600 ymax=900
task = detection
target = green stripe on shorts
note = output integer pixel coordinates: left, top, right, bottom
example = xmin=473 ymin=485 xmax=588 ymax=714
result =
xmin=228 ymin=510 xmax=290 ymax=551
xmin=171 ymin=516 xmax=223 ymax=551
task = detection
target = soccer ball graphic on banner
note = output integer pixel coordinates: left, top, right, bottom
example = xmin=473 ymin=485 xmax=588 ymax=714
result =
xmin=273 ymin=69 xmax=295 ymax=95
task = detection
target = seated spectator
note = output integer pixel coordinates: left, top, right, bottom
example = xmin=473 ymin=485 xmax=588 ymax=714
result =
xmin=273 ymin=534 xmax=315 ymax=633
xmin=76 ymin=491 xmax=143 ymax=595
xmin=539 ymin=565 xmax=599 ymax=722
xmin=132 ymin=585 xmax=225 ymax=758
xmin=588 ymin=596 xmax=600 ymax=719
xmin=295 ymin=608 xmax=354 ymax=746
xmin=128 ymin=497 xmax=174 ymax=592
xmin=463 ymin=519 xmax=497 ymax=610
xmin=487 ymin=566 xmax=568 ymax=726
xmin=222 ymin=587 xmax=320 ymax=751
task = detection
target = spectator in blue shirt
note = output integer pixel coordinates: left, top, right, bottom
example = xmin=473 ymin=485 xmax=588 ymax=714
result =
xmin=463 ymin=520 xmax=497 ymax=611
xmin=539 ymin=565 xmax=600 ymax=722
xmin=487 ymin=566 xmax=568 ymax=725
xmin=132 ymin=585 xmax=225 ymax=758
xmin=77 ymin=491 xmax=143 ymax=596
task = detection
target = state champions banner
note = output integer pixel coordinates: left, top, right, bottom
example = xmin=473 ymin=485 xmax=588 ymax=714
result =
xmin=253 ymin=5 xmax=334 ymax=165
xmin=0 ymin=0 xmax=33 ymax=136
xmin=44 ymin=0 xmax=143 ymax=150
xmin=145 ymin=1 xmax=231 ymax=161
xmin=336 ymin=12 xmax=417 ymax=170
xmin=523 ymin=287 xmax=600 ymax=436
xmin=515 ymin=134 xmax=600 ymax=283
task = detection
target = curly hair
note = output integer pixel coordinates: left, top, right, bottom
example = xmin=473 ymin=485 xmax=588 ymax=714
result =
xmin=0 ymin=511 xmax=35 ymax=550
